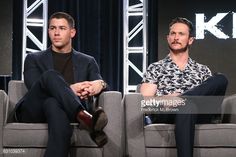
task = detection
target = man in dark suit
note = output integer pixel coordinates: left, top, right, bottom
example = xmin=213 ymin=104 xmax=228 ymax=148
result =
xmin=14 ymin=12 xmax=108 ymax=157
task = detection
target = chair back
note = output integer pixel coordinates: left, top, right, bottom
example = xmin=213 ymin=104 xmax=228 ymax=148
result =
xmin=7 ymin=80 xmax=27 ymax=122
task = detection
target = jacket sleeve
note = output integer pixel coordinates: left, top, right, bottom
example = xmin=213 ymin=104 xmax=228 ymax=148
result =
xmin=87 ymin=57 xmax=103 ymax=81
xmin=23 ymin=53 xmax=43 ymax=90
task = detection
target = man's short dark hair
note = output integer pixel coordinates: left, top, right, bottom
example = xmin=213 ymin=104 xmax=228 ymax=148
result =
xmin=49 ymin=12 xmax=75 ymax=28
xmin=169 ymin=17 xmax=194 ymax=37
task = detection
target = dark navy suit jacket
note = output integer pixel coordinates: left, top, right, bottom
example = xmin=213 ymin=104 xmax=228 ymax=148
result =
xmin=24 ymin=48 xmax=102 ymax=90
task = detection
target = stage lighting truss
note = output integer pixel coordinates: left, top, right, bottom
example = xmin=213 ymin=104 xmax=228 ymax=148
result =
xmin=123 ymin=0 xmax=148 ymax=94
xmin=22 ymin=0 xmax=48 ymax=78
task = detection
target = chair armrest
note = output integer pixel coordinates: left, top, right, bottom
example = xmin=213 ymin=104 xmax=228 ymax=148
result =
xmin=124 ymin=93 xmax=145 ymax=157
xmin=0 ymin=90 xmax=9 ymax=150
xmin=0 ymin=90 xmax=8 ymax=124
xmin=98 ymin=91 xmax=123 ymax=157
xmin=222 ymin=94 xmax=236 ymax=123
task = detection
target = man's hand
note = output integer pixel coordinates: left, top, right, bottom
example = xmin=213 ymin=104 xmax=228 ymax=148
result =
xmin=83 ymin=80 xmax=104 ymax=96
xmin=70 ymin=80 xmax=104 ymax=99
xmin=70 ymin=81 xmax=91 ymax=99
xmin=140 ymin=83 xmax=157 ymax=96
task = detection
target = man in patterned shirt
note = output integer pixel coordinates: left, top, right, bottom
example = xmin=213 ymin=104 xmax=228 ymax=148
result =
xmin=140 ymin=17 xmax=228 ymax=157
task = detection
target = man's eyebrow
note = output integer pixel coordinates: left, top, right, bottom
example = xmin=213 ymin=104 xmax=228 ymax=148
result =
xmin=49 ymin=25 xmax=68 ymax=28
xmin=49 ymin=25 xmax=55 ymax=27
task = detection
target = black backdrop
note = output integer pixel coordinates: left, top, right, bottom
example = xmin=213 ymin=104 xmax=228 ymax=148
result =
xmin=0 ymin=0 xmax=12 ymax=75
xmin=12 ymin=0 xmax=158 ymax=93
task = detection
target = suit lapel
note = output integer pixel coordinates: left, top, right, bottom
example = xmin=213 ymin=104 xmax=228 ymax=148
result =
xmin=72 ymin=50 xmax=80 ymax=82
xmin=41 ymin=49 xmax=54 ymax=70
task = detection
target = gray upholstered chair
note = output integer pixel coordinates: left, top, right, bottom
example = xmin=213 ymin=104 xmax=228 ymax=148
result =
xmin=123 ymin=93 xmax=236 ymax=157
xmin=0 ymin=80 xmax=123 ymax=157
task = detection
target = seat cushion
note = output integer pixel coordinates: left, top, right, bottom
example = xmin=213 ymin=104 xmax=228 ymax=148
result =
xmin=3 ymin=123 xmax=98 ymax=147
xmin=146 ymin=148 xmax=236 ymax=157
xmin=144 ymin=123 xmax=236 ymax=147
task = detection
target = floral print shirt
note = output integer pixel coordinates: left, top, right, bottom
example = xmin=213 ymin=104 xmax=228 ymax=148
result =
xmin=142 ymin=55 xmax=212 ymax=96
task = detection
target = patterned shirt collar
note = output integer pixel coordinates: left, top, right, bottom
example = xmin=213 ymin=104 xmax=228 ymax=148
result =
xmin=164 ymin=54 xmax=195 ymax=72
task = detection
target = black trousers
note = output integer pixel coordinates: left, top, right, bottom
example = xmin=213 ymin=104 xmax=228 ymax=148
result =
xmin=152 ymin=73 xmax=228 ymax=157
xmin=15 ymin=70 xmax=85 ymax=157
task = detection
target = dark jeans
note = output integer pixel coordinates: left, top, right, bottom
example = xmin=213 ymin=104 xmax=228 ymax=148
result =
xmin=15 ymin=70 xmax=85 ymax=157
xmin=151 ymin=73 xmax=228 ymax=157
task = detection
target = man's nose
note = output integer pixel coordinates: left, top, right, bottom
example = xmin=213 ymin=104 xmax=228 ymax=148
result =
xmin=54 ymin=29 xmax=60 ymax=35
xmin=174 ymin=34 xmax=179 ymax=40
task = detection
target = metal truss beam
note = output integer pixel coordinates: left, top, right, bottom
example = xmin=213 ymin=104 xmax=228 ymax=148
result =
xmin=123 ymin=0 xmax=148 ymax=94
xmin=22 ymin=0 xmax=48 ymax=77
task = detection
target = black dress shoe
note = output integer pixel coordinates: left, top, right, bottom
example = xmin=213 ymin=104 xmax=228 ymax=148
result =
xmin=90 ymin=131 xmax=108 ymax=147
xmin=77 ymin=108 xmax=108 ymax=147
xmin=77 ymin=108 xmax=108 ymax=132
xmin=92 ymin=108 xmax=108 ymax=131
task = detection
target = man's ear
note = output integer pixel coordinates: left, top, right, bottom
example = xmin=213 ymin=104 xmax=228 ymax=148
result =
xmin=71 ymin=28 xmax=76 ymax=38
xmin=189 ymin=36 xmax=194 ymax=45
